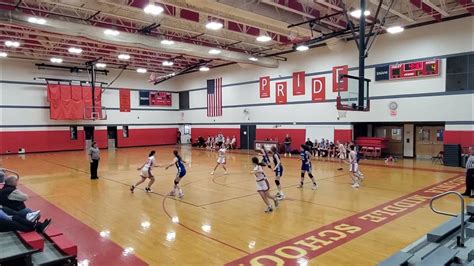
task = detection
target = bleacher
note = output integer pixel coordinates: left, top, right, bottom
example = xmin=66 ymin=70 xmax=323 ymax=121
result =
xmin=378 ymin=193 xmax=474 ymax=266
xmin=355 ymin=137 xmax=388 ymax=159
xmin=0 ymin=226 xmax=77 ymax=265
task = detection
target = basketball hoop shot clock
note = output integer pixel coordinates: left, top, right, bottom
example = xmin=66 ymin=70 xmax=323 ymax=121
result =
xmin=375 ymin=59 xmax=440 ymax=81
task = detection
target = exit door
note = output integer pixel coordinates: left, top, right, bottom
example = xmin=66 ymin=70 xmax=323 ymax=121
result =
xmin=107 ymin=126 xmax=117 ymax=149
xmin=84 ymin=126 xmax=94 ymax=150
xmin=240 ymin=125 xmax=256 ymax=150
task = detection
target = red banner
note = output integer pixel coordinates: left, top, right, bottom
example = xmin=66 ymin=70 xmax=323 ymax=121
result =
xmin=119 ymin=89 xmax=131 ymax=112
xmin=311 ymin=77 xmax=325 ymax=102
xmin=259 ymin=76 xmax=270 ymax=98
xmin=275 ymin=82 xmax=287 ymax=104
xmin=47 ymin=84 xmax=101 ymax=120
xmin=332 ymin=65 xmax=348 ymax=92
xmin=292 ymin=71 xmax=305 ymax=95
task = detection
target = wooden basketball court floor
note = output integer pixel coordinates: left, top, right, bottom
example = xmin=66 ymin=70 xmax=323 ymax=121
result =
xmin=0 ymin=145 xmax=467 ymax=265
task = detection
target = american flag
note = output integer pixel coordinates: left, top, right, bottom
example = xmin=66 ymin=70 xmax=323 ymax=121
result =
xmin=207 ymin=78 xmax=222 ymax=117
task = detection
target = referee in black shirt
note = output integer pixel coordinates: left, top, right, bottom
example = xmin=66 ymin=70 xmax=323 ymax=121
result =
xmin=462 ymin=147 xmax=474 ymax=197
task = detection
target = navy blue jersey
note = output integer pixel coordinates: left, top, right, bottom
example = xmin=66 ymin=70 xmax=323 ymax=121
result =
xmin=300 ymin=151 xmax=312 ymax=171
xmin=175 ymin=156 xmax=186 ymax=177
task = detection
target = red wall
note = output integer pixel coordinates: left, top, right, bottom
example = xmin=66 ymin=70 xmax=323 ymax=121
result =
xmin=0 ymin=130 xmax=85 ymax=154
xmin=256 ymin=128 xmax=306 ymax=149
xmin=191 ymin=128 xmax=240 ymax=147
xmin=117 ymin=128 xmax=177 ymax=147
xmin=334 ymin=129 xmax=353 ymax=143
xmin=444 ymin=131 xmax=474 ymax=148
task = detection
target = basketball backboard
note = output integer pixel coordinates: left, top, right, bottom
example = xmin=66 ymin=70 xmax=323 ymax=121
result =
xmin=336 ymin=74 xmax=370 ymax=112
xmin=84 ymin=106 xmax=107 ymax=120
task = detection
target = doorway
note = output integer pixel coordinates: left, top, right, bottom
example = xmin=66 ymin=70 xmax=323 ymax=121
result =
xmin=84 ymin=126 xmax=94 ymax=150
xmin=240 ymin=125 xmax=256 ymax=150
xmin=107 ymin=126 xmax=117 ymax=149
xmin=415 ymin=125 xmax=444 ymax=159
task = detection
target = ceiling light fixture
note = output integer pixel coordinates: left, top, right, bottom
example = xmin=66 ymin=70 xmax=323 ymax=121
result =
xmin=387 ymin=26 xmax=405 ymax=34
xmin=205 ymin=21 xmax=223 ymax=30
xmin=95 ymin=63 xmax=106 ymax=68
xmin=350 ymin=9 xmax=370 ymax=18
xmin=162 ymin=61 xmax=174 ymax=66
xmin=50 ymin=57 xmax=63 ymax=63
xmin=248 ymin=57 xmax=258 ymax=61
xmin=296 ymin=45 xmax=309 ymax=51
xmin=118 ymin=54 xmax=130 ymax=60
xmin=68 ymin=47 xmax=82 ymax=54
xmin=137 ymin=68 xmax=147 ymax=73
xmin=161 ymin=39 xmax=175 ymax=45
xmin=256 ymin=32 xmax=272 ymax=42
xmin=28 ymin=17 xmax=46 ymax=25
xmin=199 ymin=66 xmax=210 ymax=72
xmin=4 ymin=41 xmax=20 ymax=48
xmin=208 ymin=49 xmax=221 ymax=55
xmin=104 ymin=29 xmax=120 ymax=36
xmin=0 ymin=52 xmax=7 ymax=58
xmin=144 ymin=4 xmax=164 ymax=15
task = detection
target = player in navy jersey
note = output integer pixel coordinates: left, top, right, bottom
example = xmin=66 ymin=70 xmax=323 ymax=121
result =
xmin=270 ymin=146 xmax=284 ymax=200
xmin=165 ymin=150 xmax=187 ymax=198
xmin=298 ymin=145 xmax=318 ymax=189
xmin=260 ymin=146 xmax=272 ymax=169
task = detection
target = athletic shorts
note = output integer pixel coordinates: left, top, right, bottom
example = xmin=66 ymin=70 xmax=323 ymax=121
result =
xmin=256 ymin=179 xmax=270 ymax=192
xmin=141 ymin=168 xmax=153 ymax=178
xmin=301 ymin=164 xmax=312 ymax=172
xmin=275 ymin=166 xmax=283 ymax=177
xmin=350 ymin=163 xmax=359 ymax=173
xmin=217 ymin=157 xmax=226 ymax=164
xmin=177 ymin=170 xmax=186 ymax=178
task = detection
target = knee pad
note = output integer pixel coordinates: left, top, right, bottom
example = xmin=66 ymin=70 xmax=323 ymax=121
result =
xmin=174 ymin=180 xmax=179 ymax=185
xmin=309 ymin=173 xmax=314 ymax=178
xmin=275 ymin=180 xmax=280 ymax=186
xmin=300 ymin=173 xmax=304 ymax=178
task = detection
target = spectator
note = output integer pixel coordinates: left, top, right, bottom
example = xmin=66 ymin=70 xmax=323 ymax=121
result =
xmin=0 ymin=206 xmax=51 ymax=233
xmin=230 ymin=136 xmax=237 ymax=149
xmin=0 ymin=168 xmax=5 ymax=184
xmin=284 ymin=134 xmax=292 ymax=157
xmin=225 ymin=137 xmax=231 ymax=149
xmin=198 ymin=136 xmax=205 ymax=148
xmin=0 ymin=175 xmax=41 ymax=218
xmin=89 ymin=141 xmax=100 ymax=180
xmin=305 ymin=138 xmax=313 ymax=148
xmin=462 ymin=147 xmax=474 ymax=198
xmin=177 ymin=130 xmax=182 ymax=144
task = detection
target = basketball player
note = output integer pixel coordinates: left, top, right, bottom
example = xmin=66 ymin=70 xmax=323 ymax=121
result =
xmin=337 ymin=141 xmax=347 ymax=170
xmin=131 ymin=151 xmax=158 ymax=193
xmin=348 ymin=145 xmax=362 ymax=188
xmin=298 ymin=145 xmax=318 ymax=189
xmin=251 ymin=157 xmax=279 ymax=213
xmin=211 ymin=143 xmax=228 ymax=175
xmin=260 ymin=146 xmax=272 ymax=169
xmin=165 ymin=150 xmax=187 ymax=198
xmin=270 ymin=146 xmax=284 ymax=200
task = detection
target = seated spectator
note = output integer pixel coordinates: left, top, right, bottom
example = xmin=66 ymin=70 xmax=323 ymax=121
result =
xmin=225 ymin=137 xmax=231 ymax=149
xmin=0 ymin=175 xmax=41 ymax=218
xmin=305 ymin=138 xmax=313 ymax=148
xmin=0 ymin=206 xmax=51 ymax=233
xmin=0 ymin=168 xmax=5 ymax=184
xmin=198 ymin=136 xmax=206 ymax=148
xmin=329 ymin=142 xmax=336 ymax=158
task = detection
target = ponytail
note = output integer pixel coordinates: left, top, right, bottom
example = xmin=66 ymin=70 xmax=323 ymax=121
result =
xmin=149 ymin=150 xmax=156 ymax=157
xmin=251 ymin=156 xmax=266 ymax=166
xmin=173 ymin=150 xmax=181 ymax=161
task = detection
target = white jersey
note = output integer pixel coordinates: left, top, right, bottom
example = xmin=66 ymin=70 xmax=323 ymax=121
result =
xmin=217 ymin=148 xmax=226 ymax=164
xmin=254 ymin=165 xmax=269 ymax=191
xmin=348 ymin=151 xmax=358 ymax=172
xmin=143 ymin=156 xmax=155 ymax=170
xmin=338 ymin=144 xmax=347 ymax=158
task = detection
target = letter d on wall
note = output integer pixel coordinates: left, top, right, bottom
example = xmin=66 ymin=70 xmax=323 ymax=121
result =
xmin=275 ymin=82 xmax=287 ymax=104
xmin=312 ymin=77 xmax=325 ymax=102
xmin=259 ymin=76 xmax=270 ymax=98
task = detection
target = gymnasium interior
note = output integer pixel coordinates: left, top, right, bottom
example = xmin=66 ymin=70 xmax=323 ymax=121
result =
xmin=0 ymin=0 xmax=473 ymax=265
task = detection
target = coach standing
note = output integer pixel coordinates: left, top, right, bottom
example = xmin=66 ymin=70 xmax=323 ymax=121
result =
xmin=462 ymin=147 xmax=474 ymax=197
xmin=89 ymin=141 xmax=100 ymax=180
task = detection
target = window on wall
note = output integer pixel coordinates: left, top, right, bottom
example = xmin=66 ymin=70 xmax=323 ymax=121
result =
xmin=436 ymin=128 xmax=444 ymax=141
xmin=391 ymin=128 xmax=402 ymax=141
xmin=70 ymin=126 xmax=77 ymax=140
xmin=123 ymin=126 xmax=129 ymax=138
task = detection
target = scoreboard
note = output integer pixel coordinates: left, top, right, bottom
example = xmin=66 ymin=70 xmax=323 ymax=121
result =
xmin=375 ymin=59 xmax=440 ymax=81
xmin=139 ymin=90 xmax=172 ymax=106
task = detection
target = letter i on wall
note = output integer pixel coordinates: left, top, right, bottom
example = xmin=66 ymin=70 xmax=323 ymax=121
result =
xmin=292 ymin=71 xmax=305 ymax=95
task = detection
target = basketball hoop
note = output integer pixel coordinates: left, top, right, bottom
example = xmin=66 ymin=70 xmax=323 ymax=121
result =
xmin=84 ymin=106 xmax=107 ymax=120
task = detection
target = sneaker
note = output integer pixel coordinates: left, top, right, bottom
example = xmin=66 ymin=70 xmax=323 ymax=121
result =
xmin=224 ymin=171 xmax=228 ymax=175
xmin=352 ymin=183 xmax=360 ymax=188
xmin=36 ymin=218 xmax=52 ymax=233
xmin=130 ymin=185 xmax=135 ymax=193
xmin=210 ymin=171 xmax=214 ymax=175
xmin=289 ymin=154 xmax=292 ymax=157
xmin=337 ymin=168 xmax=343 ymax=170
xmin=264 ymin=206 xmax=273 ymax=213
xmin=145 ymin=187 xmax=153 ymax=193
xmin=312 ymin=183 xmax=318 ymax=190
xmin=168 ymin=191 xmax=176 ymax=196
xmin=297 ymin=184 xmax=303 ymax=188
xmin=273 ymin=199 xmax=279 ymax=208
xmin=278 ymin=192 xmax=285 ymax=200
xmin=26 ymin=211 xmax=41 ymax=222
xmin=178 ymin=192 xmax=184 ymax=198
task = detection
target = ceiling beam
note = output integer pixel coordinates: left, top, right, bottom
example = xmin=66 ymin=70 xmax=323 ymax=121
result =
xmin=368 ymin=0 xmax=415 ymax=23
xmin=410 ymin=0 xmax=442 ymax=21
xmin=457 ymin=0 xmax=474 ymax=15
xmin=422 ymin=0 xmax=449 ymax=17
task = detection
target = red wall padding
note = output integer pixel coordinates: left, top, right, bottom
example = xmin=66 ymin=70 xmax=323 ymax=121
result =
xmin=444 ymin=131 xmax=474 ymax=147
xmin=334 ymin=129 xmax=353 ymax=143
xmin=117 ymin=128 xmax=177 ymax=147
xmin=191 ymin=128 xmax=240 ymax=147
xmin=0 ymin=130 xmax=85 ymax=154
xmin=256 ymin=128 xmax=306 ymax=149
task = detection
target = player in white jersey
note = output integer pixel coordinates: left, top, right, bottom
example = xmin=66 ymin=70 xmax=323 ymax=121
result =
xmin=337 ymin=141 xmax=347 ymax=170
xmin=131 ymin=150 xmax=159 ymax=193
xmin=251 ymin=157 xmax=279 ymax=213
xmin=211 ymin=144 xmax=228 ymax=175
xmin=347 ymin=145 xmax=362 ymax=188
